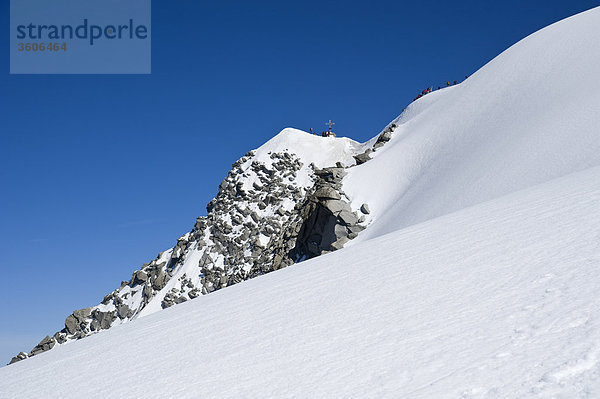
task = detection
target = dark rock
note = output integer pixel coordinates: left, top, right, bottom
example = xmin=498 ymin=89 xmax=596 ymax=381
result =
xmin=360 ymin=203 xmax=370 ymax=214
xmin=314 ymin=186 xmax=341 ymax=200
xmin=152 ymin=270 xmax=167 ymax=290
xmin=117 ymin=304 xmax=133 ymax=319
xmin=354 ymin=152 xmax=371 ymax=165
xmin=29 ymin=336 xmax=56 ymax=357
xmin=90 ymin=319 xmax=100 ymax=332
xmin=377 ymin=130 xmax=392 ymax=143
xmin=330 ymin=237 xmax=350 ymax=250
xmin=92 ymin=310 xmax=115 ymax=330
xmin=334 ymin=224 xmax=348 ymax=239
xmin=73 ymin=308 xmax=92 ymax=322
xmin=53 ymin=331 xmax=67 ymax=344
xmin=9 ymin=352 xmax=28 ymax=365
xmin=322 ymin=200 xmax=350 ymax=214
xmin=101 ymin=293 xmax=114 ymax=305
xmin=65 ymin=314 xmax=79 ymax=335
xmin=339 ymin=210 xmax=358 ymax=226
xmin=131 ymin=270 xmax=148 ymax=286
xmin=348 ymin=224 xmax=366 ymax=234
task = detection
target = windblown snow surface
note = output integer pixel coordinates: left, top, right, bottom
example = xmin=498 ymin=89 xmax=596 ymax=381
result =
xmin=2 ymin=7 xmax=600 ymax=398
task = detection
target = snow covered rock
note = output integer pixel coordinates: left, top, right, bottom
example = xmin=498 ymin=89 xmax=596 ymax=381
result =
xmin=8 ymin=128 xmax=377 ymax=364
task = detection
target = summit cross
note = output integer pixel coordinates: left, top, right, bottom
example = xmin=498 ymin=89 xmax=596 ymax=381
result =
xmin=326 ymin=120 xmax=335 ymax=132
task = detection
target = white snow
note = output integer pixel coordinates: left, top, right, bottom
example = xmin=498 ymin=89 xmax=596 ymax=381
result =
xmin=3 ymin=6 xmax=600 ymax=398
xmin=1 ymin=165 xmax=599 ymax=398
xmin=249 ymin=127 xmax=363 ymax=188
xmin=344 ymin=6 xmax=600 ymax=241
xmin=253 ymin=127 xmax=363 ymax=168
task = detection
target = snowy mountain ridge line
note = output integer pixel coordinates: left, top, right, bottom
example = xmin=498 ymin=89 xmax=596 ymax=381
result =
xmin=344 ymin=6 xmax=600 ymax=242
xmin=2 ymin=160 xmax=600 ymax=398
xmin=8 ymin=127 xmax=391 ymax=364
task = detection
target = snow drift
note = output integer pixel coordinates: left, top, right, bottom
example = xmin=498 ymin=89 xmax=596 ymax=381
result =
xmin=345 ymin=6 xmax=600 ymax=240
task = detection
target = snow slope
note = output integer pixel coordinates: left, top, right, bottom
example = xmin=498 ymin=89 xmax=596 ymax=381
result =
xmin=345 ymin=6 xmax=600 ymax=241
xmin=1 ymin=165 xmax=599 ymax=398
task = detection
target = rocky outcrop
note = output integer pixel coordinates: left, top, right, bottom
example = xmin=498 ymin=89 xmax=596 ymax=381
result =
xmin=289 ymin=166 xmax=364 ymax=259
xmin=373 ymin=125 xmax=394 ymax=149
xmin=28 ymin=336 xmax=55 ymax=357
xmin=9 ymin=124 xmax=398 ymax=365
xmin=9 ymin=352 xmax=28 ymax=365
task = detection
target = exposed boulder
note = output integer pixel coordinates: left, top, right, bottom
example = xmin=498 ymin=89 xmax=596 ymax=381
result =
xmin=9 ymin=352 xmax=27 ymax=365
xmin=323 ymin=199 xmax=350 ymax=214
xmin=354 ymin=152 xmax=371 ymax=165
xmin=117 ymin=304 xmax=133 ymax=319
xmin=314 ymin=186 xmax=341 ymax=200
xmin=29 ymin=335 xmax=56 ymax=356
xmin=73 ymin=308 xmax=92 ymax=321
xmin=339 ymin=210 xmax=359 ymax=226
xmin=330 ymin=236 xmax=350 ymax=250
xmin=152 ymin=270 xmax=167 ymax=290
xmin=360 ymin=203 xmax=370 ymax=214
xmin=91 ymin=310 xmax=116 ymax=331
xmin=53 ymin=331 xmax=67 ymax=344
xmin=131 ymin=270 xmax=148 ymax=286
xmin=64 ymin=314 xmax=78 ymax=335
xmin=377 ymin=130 xmax=392 ymax=143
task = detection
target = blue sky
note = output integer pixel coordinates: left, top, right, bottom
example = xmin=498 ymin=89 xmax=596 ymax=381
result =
xmin=0 ymin=0 xmax=597 ymax=363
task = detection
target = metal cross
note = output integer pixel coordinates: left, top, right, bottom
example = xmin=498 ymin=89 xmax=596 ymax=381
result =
xmin=325 ymin=120 xmax=335 ymax=132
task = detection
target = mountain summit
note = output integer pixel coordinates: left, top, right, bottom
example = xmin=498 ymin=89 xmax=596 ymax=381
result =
xmin=9 ymin=127 xmax=386 ymax=364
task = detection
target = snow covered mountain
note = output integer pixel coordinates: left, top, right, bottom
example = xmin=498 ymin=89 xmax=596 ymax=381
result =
xmin=2 ymin=6 xmax=600 ymax=397
xmin=8 ymin=128 xmax=380 ymax=363
xmin=3 ymin=164 xmax=600 ymax=398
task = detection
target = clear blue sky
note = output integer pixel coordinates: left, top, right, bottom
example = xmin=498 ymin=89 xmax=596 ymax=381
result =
xmin=0 ymin=0 xmax=597 ymax=363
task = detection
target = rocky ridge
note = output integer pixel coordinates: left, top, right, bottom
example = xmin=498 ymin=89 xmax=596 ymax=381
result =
xmin=9 ymin=125 xmax=396 ymax=365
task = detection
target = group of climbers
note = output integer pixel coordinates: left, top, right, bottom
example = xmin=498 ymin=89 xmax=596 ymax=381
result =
xmin=309 ymin=120 xmax=337 ymax=137
xmin=412 ymin=76 xmax=469 ymax=102
xmin=310 ymin=75 xmax=470 ymax=136
xmin=309 ymin=128 xmax=336 ymax=137
xmin=308 ymin=128 xmax=337 ymax=137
